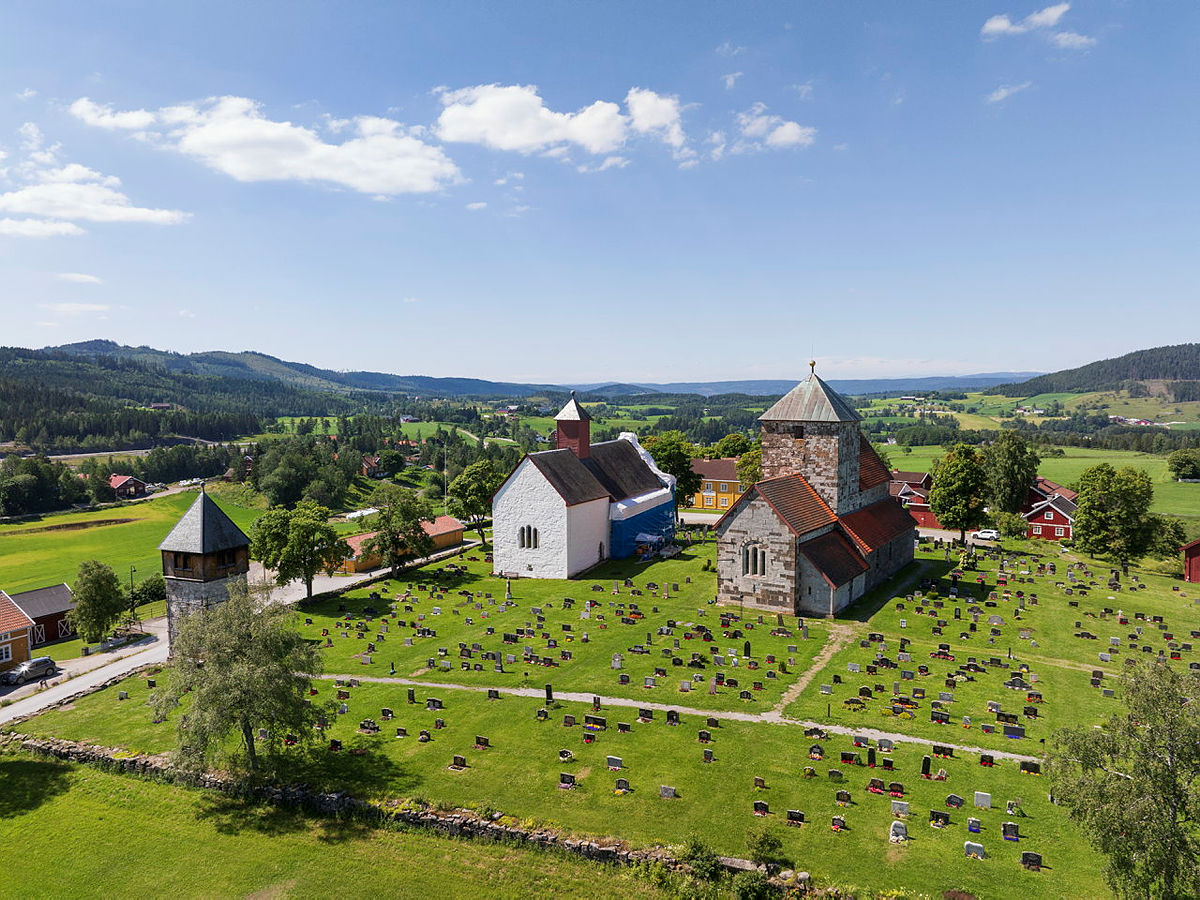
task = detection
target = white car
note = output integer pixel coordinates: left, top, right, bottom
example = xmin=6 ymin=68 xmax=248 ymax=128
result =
xmin=974 ymin=529 xmax=1001 ymax=541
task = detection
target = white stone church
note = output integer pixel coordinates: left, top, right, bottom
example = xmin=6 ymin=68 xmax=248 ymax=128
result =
xmin=492 ymin=394 xmax=676 ymax=579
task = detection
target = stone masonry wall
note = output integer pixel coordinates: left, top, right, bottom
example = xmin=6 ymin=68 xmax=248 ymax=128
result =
xmin=760 ymin=422 xmax=861 ymax=515
xmin=166 ymin=572 xmax=247 ymax=649
xmin=717 ymin=498 xmax=806 ymax=613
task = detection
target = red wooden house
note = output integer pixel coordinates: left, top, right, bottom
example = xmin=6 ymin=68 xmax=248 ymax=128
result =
xmin=109 ymin=474 xmax=147 ymax=499
xmin=8 ymin=583 xmax=75 ymax=646
xmin=1021 ymin=478 xmax=1078 ymax=541
xmin=1183 ymin=538 xmax=1200 ymax=583
xmin=890 ymin=470 xmax=940 ymax=528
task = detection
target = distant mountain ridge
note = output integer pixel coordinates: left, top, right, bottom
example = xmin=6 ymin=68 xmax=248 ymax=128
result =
xmin=983 ymin=344 xmax=1200 ymax=397
xmin=39 ymin=342 xmax=1042 ymax=399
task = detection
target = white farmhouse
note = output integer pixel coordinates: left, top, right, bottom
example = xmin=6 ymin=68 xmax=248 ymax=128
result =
xmin=492 ymin=394 xmax=676 ymax=579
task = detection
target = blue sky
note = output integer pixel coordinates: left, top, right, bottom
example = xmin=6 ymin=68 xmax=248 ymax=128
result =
xmin=0 ymin=2 xmax=1195 ymax=383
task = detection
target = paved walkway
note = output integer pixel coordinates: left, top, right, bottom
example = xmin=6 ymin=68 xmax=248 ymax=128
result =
xmin=321 ymin=672 xmax=1041 ymax=763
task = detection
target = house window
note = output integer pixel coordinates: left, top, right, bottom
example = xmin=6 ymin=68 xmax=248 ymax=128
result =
xmin=705 ymin=482 xmax=713 ymax=492
xmin=741 ymin=545 xmax=767 ymax=576
xmin=720 ymin=497 xmax=729 ymax=508
xmin=1055 ymin=527 xmax=1065 ymax=537
xmin=0 ymin=643 xmax=10 ymax=663
xmin=719 ymin=483 xmax=729 ymax=493
xmin=704 ymin=496 xmax=714 ymax=507
xmin=1033 ymin=525 xmax=1042 ymax=535
xmin=518 ymin=525 xmax=540 ymax=549
xmin=173 ymin=553 xmax=190 ymax=571
xmin=1045 ymin=511 xmax=1054 ymax=521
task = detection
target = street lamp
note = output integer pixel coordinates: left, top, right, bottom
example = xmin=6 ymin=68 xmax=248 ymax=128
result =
xmin=129 ymin=565 xmax=137 ymax=628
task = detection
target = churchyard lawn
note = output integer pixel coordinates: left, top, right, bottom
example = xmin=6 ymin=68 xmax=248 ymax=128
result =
xmin=20 ymin=535 xmax=1168 ymax=896
xmin=0 ymin=752 xmax=663 ymax=900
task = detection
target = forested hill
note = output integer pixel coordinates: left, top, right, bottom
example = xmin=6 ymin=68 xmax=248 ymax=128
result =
xmin=984 ymin=344 xmax=1200 ymax=397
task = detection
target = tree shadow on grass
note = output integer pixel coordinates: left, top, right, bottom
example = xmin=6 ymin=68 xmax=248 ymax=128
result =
xmin=0 ymin=756 xmax=72 ymax=817
xmin=194 ymin=793 xmax=312 ymax=838
xmin=275 ymin=737 xmax=423 ymax=798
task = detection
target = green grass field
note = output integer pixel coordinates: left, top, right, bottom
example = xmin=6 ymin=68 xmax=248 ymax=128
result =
xmin=0 ymin=488 xmax=264 ymax=595
xmin=0 ymin=754 xmax=663 ymax=899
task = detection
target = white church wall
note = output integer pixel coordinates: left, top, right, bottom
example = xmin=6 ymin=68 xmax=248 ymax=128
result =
xmin=492 ymin=460 xmax=569 ymax=578
xmin=566 ymin=497 xmax=610 ymax=577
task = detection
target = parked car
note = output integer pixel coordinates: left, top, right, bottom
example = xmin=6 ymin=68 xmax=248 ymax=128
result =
xmin=3 ymin=656 xmax=57 ymax=685
xmin=974 ymin=529 xmax=1001 ymax=541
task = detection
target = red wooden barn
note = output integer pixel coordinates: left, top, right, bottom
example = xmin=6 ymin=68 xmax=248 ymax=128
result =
xmin=9 ymin=583 xmax=75 ymax=646
xmin=889 ymin=470 xmax=940 ymax=528
xmin=1183 ymin=538 xmax=1200 ymax=584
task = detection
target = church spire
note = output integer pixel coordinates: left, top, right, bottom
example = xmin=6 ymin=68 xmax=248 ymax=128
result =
xmin=555 ymin=391 xmax=591 ymax=458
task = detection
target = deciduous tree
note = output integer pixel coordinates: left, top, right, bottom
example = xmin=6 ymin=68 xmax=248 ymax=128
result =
xmin=251 ymin=501 xmax=349 ymax=600
xmin=1047 ymin=661 xmax=1200 ymax=899
xmin=67 ymin=559 xmax=126 ymax=643
xmin=153 ymin=582 xmax=327 ymax=773
xmin=713 ymin=433 xmax=753 ymax=459
xmin=928 ymin=444 xmax=989 ymax=541
xmin=735 ymin=445 xmax=762 ymax=489
xmin=1073 ymin=464 xmax=1181 ymax=573
xmin=365 ymin=484 xmax=435 ymax=577
xmin=1167 ymin=449 xmax=1200 ymax=481
xmin=643 ymin=431 xmax=702 ymax=510
xmin=448 ymin=460 xmax=503 ymax=546
xmin=983 ymin=431 xmax=1040 ymax=514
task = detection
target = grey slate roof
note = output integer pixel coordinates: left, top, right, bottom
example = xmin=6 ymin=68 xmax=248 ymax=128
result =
xmin=9 ymin=583 xmax=74 ymax=620
xmin=759 ymin=374 xmax=861 ymax=423
xmin=583 ymin=440 xmax=665 ymax=501
xmin=158 ymin=490 xmax=250 ymax=554
xmin=554 ymin=391 xmax=591 ymax=422
xmin=527 ymin=450 xmax=610 ymax=506
xmin=526 ymin=439 xmax=667 ymax=506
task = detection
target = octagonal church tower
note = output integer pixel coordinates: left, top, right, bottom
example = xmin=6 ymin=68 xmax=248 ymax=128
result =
xmin=160 ymin=489 xmax=250 ymax=650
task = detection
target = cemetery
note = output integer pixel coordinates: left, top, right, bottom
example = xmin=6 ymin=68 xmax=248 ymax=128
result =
xmin=23 ymin=529 xmax=1196 ymax=897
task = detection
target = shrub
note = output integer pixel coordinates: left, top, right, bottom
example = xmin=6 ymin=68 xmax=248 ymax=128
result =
xmin=745 ymin=827 xmax=784 ymax=867
xmin=732 ymin=870 xmax=774 ymax=900
xmin=682 ymin=835 xmax=722 ymax=881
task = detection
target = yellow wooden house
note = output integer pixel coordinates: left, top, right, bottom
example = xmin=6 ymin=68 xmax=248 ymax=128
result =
xmin=688 ymin=458 xmax=747 ymax=511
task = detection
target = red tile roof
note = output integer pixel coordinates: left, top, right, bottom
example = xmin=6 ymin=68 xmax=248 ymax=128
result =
xmin=800 ymin=530 xmax=869 ymax=587
xmin=108 ymin=474 xmax=141 ymax=490
xmin=1035 ymin=476 xmax=1077 ymax=502
xmin=0 ymin=590 xmax=34 ymax=634
xmin=840 ymin=499 xmax=917 ymax=554
xmin=691 ymin=457 xmax=739 ymax=481
xmin=858 ymin=435 xmax=891 ymax=491
xmin=345 ymin=532 xmax=378 ymax=556
xmin=891 ymin=470 xmax=931 ymax=487
xmin=423 ymin=515 xmax=465 ymax=538
xmin=749 ymin=475 xmax=838 ymax=536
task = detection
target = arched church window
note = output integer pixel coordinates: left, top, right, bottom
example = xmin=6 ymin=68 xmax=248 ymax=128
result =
xmin=519 ymin=525 xmax=539 ymax=549
xmin=742 ymin=544 xmax=768 ymax=576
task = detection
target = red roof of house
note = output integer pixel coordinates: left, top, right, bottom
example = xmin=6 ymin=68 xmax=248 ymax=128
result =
xmin=423 ymin=515 xmax=465 ymax=537
xmin=0 ymin=590 xmax=35 ymax=634
xmin=800 ymin=530 xmax=869 ymax=587
xmin=1180 ymin=538 xmax=1200 ymax=553
xmin=891 ymin=470 xmax=931 ymax=486
xmin=108 ymin=474 xmax=142 ymax=489
xmin=1035 ymin=476 xmax=1078 ymax=502
xmin=720 ymin=474 xmax=838 ymax=536
xmin=691 ymin=457 xmax=739 ymax=481
xmin=840 ymin=499 xmax=917 ymax=554
xmin=345 ymin=532 xmax=378 ymax=556
xmin=858 ymin=435 xmax=891 ymax=491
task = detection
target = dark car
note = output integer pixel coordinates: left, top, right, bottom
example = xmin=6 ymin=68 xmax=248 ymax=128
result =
xmin=3 ymin=656 xmax=57 ymax=685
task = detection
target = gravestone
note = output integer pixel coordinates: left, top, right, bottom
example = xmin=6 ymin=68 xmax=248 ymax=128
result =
xmin=889 ymin=820 xmax=908 ymax=843
xmin=964 ymin=841 xmax=986 ymax=858
xmin=659 ymin=785 xmax=677 ymax=799
xmin=975 ymin=791 xmax=992 ymax=809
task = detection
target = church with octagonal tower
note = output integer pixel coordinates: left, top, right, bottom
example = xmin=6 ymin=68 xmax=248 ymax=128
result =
xmin=492 ymin=393 xmax=676 ymax=579
xmin=715 ymin=366 xmax=915 ymax=616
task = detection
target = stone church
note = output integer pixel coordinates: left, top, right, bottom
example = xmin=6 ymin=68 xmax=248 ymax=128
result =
xmin=715 ymin=367 xmax=915 ymax=616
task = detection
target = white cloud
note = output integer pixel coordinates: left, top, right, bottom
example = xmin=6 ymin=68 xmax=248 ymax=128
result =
xmin=716 ymin=41 xmax=746 ymax=57
xmin=436 ymin=84 xmax=627 ymax=155
xmin=0 ymin=218 xmax=83 ymax=237
xmin=69 ymin=97 xmax=156 ymax=130
xmin=625 ymin=88 xmax=687 ymax=149
xmin=402 ymin=297 xmax=420 ymax=303
xmin=722 ymin=72 xmax=743 ymax=91
xmin=178 ymin=309 xmax=196 ymax=318
xmin=57 ymin=272 xmax=103 ymax=284
xmin=40 ymin=302 xmax=109 ymax=314
xmin=981 ymin=4 xmax=1092 ymax=47
xmin=0 ymin=179 xmax=188 ymax=224
xmin=733 ymin=103 xmax=816 ymax=153
xmin=707 ymin=130 xmax=727 ymax=162
xmin=465 ymin=201 xmax=487 ymax=210
xmin=494 ymin=171 xmax=524 ymax=186
xmin=15 ymin=88 xmax=37 ymax=101
xmin=986 ymin=81 xmax=1034 ymax=103
xmin=577 ymin=156 xmax=629 ymax=174
xmin=1051 ymin=31 xmax=1096 ymax=49
xmin=791 ymin=82 xmax=815 ymax=100
xmin=72 ymin=95 xmax=462 ymax=195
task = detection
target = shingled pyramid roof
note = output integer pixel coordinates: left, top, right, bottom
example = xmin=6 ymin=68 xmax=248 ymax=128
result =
xmin=555 ymin=391 xmax=591 ymax=422
xmin=759 ymin=373 xmax=860 ymax=424
xmin=159 ymin=490 xmax=250 ymax=554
